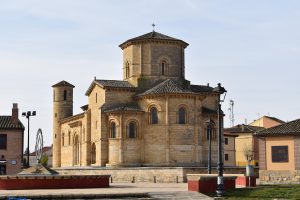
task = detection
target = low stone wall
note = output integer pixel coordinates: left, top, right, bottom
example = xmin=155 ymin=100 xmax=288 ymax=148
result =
xmin=55 ymin=167 xmax=184 ymax=183
xmin=54 ymin=166 xmax=259 ymax=183
xmin=259 ymin=170 xmax=300 ymax=184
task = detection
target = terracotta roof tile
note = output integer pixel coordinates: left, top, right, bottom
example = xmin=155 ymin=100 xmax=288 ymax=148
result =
xmin=138 ymin=79 xmax=193 ymax=96
xmin=85 ymin=79 xmax=136 ymax=95
xmin=224 ymin=124 xmax=264 ymax=134
xmin=138 ymin=79 xmax=214 ymax=97
xmin=255 ymin=118 xmax=300 ymax=136
xmin=95 ymin=80 xmax=135 ymax=88
xmin=0 ymin=116 xmax=24 ymax=129
xmin=101 ymin=103 xmax=142 ymax=113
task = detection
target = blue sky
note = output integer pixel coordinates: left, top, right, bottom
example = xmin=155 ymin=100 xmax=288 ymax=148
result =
xmin=1 ymin=0 xmax=300 ymax=150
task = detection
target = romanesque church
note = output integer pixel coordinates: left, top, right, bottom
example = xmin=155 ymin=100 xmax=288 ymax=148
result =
xmin=52 ymin=31 xmax=221 ymax=168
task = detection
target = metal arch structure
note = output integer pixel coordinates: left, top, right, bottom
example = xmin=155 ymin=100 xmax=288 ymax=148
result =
xmin=35 ymin=128 xmax=43 ymax=163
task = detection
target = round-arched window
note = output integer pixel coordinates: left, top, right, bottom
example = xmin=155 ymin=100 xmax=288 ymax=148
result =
xmin=150 ymin=107 xmax=158 ymax=124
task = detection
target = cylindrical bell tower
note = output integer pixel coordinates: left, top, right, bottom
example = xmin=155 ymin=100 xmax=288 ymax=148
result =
xmin=52 ymin=80 xmax=74 ymax=167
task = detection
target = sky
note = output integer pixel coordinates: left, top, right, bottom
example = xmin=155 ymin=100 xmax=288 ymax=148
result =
xmin=1 ymin=0 xmax=300 ymax=151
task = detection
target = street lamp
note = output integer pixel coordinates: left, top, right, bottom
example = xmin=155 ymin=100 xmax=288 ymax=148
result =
xmin=213 ymin=83 xmax=227 ymax=197
xmin=206 ymin=118 xmax=215 ymax=174
xmin=22 ymin=111 xmax=36 ymax=168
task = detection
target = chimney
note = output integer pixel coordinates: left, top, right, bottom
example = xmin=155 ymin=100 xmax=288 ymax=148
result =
xmin=12 ymin=103 xmax=19 ymax=125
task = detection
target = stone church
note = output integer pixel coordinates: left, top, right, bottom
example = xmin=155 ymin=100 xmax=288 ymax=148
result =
xmin=52 ymin=31 xmax=221 ymax=168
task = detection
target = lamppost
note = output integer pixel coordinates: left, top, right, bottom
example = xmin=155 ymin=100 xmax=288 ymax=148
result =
xmin=22 ymin=111 xmax=36 ymax=168
xmin=206 ymin=118 xmax=214 ymax=174
xmin=213 ymin=83 xmax=227 ymax=197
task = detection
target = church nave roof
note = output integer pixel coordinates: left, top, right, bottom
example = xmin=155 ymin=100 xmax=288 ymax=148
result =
xmin=101 ymin=103 xmax=142 ymax=113
xmin=137 ymin=79 xmax=214 ymax=97
xmin=86 ymin=79 xmax=136 ymax=95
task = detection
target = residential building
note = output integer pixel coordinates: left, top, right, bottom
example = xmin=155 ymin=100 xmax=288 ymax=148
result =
xmin=256 ymin=119 xmax=300 ymax=184
xmin=0 ymin=103 xmax=24 ymax=174
xmin=224 ymin=124 xmax=264 ymax=166
xmin=249 ymin=116 xmax=285 ymax=129
xmin=224 ymin=133 xmax=237 ymax=166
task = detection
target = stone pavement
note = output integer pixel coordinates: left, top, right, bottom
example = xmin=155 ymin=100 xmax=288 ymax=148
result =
xmin=0 ymin=182 xmax=213 ymax=200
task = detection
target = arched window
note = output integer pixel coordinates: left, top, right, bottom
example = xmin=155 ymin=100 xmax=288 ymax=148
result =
xmin=178 ymin=107 xmax=187 ymax=124
xmin=128 ymin=121 xmax=137 ymax=138
xmin=110 ymin=122 xmax=116 ymax=138
xmin=161 ymin=61 xmax=167 ymax=75
xmin=74 ymin=135 xmax=79 ymax=165
xmin=91 ymin=142 xmax=96 ymax=164
xmin=125 ymin=62 xmax=130 ymax=78
xmin=150 ymin=107 xmax=158 ymax=124
xmin=63 ymin=90 xmax=67 ymax=101
xmin=206 ymin=122 xmax=216 ymax=140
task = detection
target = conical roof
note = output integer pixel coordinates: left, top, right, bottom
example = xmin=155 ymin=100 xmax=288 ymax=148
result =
xmin=52 ymin=80 xmax=74 ymax=88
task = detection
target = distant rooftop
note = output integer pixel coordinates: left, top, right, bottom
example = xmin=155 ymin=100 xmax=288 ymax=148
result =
xmin=0 ymin=116 xmax=24 ymax=130
xmin=255 ymin=118 xmax=300 ymax=136
xmin=225 ymin=124 xmax=264 ymax=134
xmin=52 ymin=80 xmax=74 ymax=88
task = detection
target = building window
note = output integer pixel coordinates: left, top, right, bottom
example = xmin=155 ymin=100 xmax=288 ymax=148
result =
xmin=150 ymin=107 xmax=158 ymax=124
xmin=128 ymin=121 xmax=137 ymax=138
xmin=225 ymin=138 xmax=228 ymax=145
xmin=63 ymin=90 xmax=67 ymax=101
xmin=74 ymin=135 xmax=80 ymax=165
xmin=272 ymin=146 xmax=288 ymax=163
xmin=161 ymin=61 xmax=167 ymax=75
xmin=178 ymin=107 xmax=187 ymax=124
xmin=0 ymin=135 xmax=7 ymax=149
xmin=96 ymin=93 xmax=97 ymax=103
xmin=205 ymin=122 xmax=216 ymax=140
xmin=225 ymin=154 xmax=229 ymax=161
xmin=91 ymin=142 xmax=96 ymax=164
xmin=125 ymin=62 xmax=130 ymax=78
xmin=110 ymin=122 xmax=116 ymax=138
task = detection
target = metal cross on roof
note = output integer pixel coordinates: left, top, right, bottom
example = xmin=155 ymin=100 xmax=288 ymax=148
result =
xmin=152 ymin=23 xmax=155 ymax=31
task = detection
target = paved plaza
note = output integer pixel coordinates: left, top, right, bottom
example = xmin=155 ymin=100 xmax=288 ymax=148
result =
xmin=0 ymin=182 xmax=213 ymax=199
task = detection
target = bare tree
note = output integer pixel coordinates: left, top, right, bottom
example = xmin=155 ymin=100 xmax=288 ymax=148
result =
xmin=242 ymin=144 xmax=253 ymax=165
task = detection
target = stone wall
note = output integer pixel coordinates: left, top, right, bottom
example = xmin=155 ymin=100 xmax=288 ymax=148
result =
xmin=259 ymin=170 xmax=300 ymax=184
xmin=54 ymin=166 xmax=258 ymax=183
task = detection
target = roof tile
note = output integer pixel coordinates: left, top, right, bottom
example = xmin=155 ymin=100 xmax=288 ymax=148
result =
xmin=255 ymin=118 xmax=300 ymax=136
xmin=0 ymin=116 xmax=25 ymax=129
xmin=119 ymin=31 xmax=189 ymax=48
xmin=101 ymin=103 xmax=142 ymax=113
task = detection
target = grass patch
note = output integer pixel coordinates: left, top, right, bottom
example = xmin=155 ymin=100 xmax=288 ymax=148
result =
xmin=221 ymin=185 xmax=300 ymax=200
